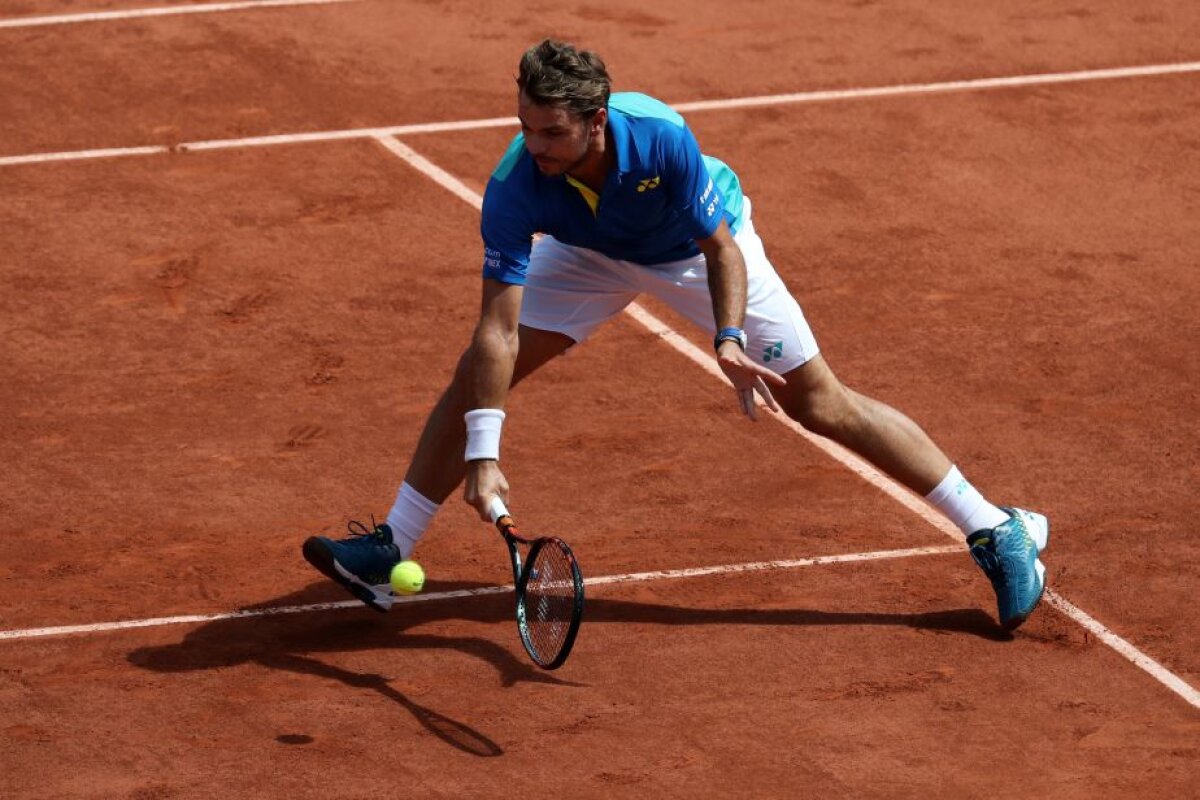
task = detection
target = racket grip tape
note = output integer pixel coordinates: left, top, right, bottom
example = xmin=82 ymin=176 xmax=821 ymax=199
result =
xmin=488 ymin=496 xmax=512 ymax=526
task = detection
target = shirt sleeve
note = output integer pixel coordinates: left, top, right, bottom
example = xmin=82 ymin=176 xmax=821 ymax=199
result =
xmin=661 ymin=123 xmax=725 ymax=241
xmin=480 ymin=175 xmax=536 ymax=285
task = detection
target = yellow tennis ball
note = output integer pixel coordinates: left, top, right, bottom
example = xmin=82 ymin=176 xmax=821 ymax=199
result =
xmin=390 ymin=560 xmax=425 ymax=595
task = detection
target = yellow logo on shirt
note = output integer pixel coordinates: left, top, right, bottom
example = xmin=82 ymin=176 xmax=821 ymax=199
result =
xmin=637 ymin=176 xmax=661 ymax=192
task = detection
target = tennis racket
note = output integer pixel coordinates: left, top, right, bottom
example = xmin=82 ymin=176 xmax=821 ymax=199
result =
xmin=488 ymin=496 xmax=584 ymax=670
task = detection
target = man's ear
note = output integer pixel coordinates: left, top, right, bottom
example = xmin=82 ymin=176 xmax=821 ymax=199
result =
xmin=589 ymin=107 xmax=608 ymax=137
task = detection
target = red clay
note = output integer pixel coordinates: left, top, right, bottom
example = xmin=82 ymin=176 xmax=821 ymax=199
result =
xmin=1 ymin=2 xmax=1198 ymax=798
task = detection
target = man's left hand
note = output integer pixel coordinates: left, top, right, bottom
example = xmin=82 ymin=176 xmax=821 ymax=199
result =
xmin=716 ymin=341 xmax=786 ymax=420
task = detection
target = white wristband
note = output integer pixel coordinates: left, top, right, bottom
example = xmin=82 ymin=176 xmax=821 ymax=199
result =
xmin=464 ymin=409 xmax=505 ymax=462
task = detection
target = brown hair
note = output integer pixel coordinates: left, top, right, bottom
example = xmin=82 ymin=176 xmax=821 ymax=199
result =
xmin=517 ymin=39 xmax=611 ymax=118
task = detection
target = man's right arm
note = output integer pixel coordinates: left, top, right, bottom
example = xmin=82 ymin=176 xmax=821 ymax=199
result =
xmin=462 ymin=277 xmax=524 ymax=519
xmin=470 ymin=146 xmax=535 ymax=518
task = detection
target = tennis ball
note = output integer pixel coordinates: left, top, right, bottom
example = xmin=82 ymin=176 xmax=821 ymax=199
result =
xmin=390 ymin=560 xmax=425 ymax=595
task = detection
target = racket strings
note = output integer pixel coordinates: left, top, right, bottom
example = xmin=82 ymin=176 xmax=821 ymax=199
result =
xmin=524 ymin=543 xmax=578 ymax=657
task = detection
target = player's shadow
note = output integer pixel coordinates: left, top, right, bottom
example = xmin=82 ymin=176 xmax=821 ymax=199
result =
xmin=128 ymin=578 xmax=1004 ymax=756
xmin=589 ymin=602 xmax=1007 ymax=639
xmin=127 ymin=585 xmax=566 ymax=758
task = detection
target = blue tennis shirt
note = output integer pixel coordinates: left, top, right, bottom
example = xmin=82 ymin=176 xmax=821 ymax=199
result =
xmin=481 ymin=92 xmax=745 ymax=285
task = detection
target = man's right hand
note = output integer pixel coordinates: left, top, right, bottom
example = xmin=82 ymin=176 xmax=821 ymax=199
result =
xmin=464 ymin=459 xmax=509 ymax=521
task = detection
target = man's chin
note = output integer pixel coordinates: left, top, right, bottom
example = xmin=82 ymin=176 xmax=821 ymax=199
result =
xmin=534 ymin=160 xmax=563 ymax=176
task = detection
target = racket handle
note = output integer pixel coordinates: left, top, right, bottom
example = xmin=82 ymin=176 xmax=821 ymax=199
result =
xmin=488 ymin=495 xmax=511 ymax=525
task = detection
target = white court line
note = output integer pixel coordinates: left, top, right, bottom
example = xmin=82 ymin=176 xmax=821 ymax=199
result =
xmin=375 ymin=136 xmax=1200 ymax=711
xmin=0 ymin=0 xmax=360 ymax=29
xmin=0 ymin=544 xmax=960 ymax=642
xmin=3 ymin=60 xmax=1199 ymax=167
xmin=1043 ymin=592 xmax=1200 ymax=709
xmin=375 ymin=136 xmax=485 ymax=209
xmin=671 ymin=61 xmax=1200 ymax=112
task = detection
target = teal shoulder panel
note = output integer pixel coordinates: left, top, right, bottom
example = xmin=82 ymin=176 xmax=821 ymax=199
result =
xmin=703 ymin=155 xmax=745 ymax=229
xmin=491 ymin=133 xmax=527 ymax=182
xmin=609 ymin=92 xmax=685 ymax=127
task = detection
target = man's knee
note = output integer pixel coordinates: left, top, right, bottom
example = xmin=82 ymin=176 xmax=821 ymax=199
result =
xmin=779 ymin=360 xmax=860 ymax=438
xmin=445 ymin=325 xmax=571 ymax=398
xmin=787 ymin=388 xmax=857 ymax=437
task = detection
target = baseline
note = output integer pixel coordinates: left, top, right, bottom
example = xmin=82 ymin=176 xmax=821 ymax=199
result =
xmin=0 ymin=0 xmax=360 ymax=29
xmin=374 ymin=135 xmax=1200 ymax=711
xmin=3 ymin=61 xmax=1198 ymax=166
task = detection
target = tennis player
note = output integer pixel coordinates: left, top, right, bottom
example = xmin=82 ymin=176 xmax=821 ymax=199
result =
xmin=303 ymin=39 xmax=1049 ymax=631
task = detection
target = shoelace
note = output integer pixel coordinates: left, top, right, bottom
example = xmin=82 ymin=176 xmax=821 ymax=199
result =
xmin=344 ymin=518 xmax=395 ymax=585
xmin=346 ymin=517 xmax=385 ymax=541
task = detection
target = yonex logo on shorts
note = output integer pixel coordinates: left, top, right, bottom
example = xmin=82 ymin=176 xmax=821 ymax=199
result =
xmin=763 ymin=341 xmax=784 ymax=362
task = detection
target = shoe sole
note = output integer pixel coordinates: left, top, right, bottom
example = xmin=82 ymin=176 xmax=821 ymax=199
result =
xmin=302 ymin=536 xmax=393 ymax=613
xmin=1001 ymin=510 xmax=1050 ymax=631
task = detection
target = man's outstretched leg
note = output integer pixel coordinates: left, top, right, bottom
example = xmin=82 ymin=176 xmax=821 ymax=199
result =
xmin=302 ymin=326 xmax=575 ymax=611
xmin=774 ymin=354 xmax=1049 ymax=630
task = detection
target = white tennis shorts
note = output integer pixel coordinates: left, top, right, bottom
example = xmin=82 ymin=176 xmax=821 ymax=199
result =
xmin=519 ymin=198 xmax=820 ymax=374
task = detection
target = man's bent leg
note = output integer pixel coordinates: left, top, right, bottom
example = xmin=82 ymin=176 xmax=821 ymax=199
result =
xmin=403 ymin=324 xmax=575 ymax=504
xmin=401 ymin=235 xmax=637 ymax=509
xmin=301 ymin=324 xmax=573 ymax=610
xmin=306 ymin=237 xmax=637 ymax=609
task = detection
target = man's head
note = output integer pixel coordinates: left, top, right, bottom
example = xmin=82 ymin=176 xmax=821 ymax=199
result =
xmin=516 ymin=39 xmax=611 ymax=176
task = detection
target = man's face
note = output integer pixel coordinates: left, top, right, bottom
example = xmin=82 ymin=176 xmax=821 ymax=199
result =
xmin=518 ymin=91 xmax=600 ymax=176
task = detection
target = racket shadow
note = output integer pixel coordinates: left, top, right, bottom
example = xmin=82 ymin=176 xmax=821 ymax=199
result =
xmin=268 ymin=652 xmax=503 ymax=758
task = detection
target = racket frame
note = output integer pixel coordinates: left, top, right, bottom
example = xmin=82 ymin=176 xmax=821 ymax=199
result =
xmin=491 ymin=498 xmax=585 ymax=670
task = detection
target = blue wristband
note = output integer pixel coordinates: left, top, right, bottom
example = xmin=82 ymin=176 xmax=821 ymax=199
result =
xmin=714 ymin=326 xmax=747 ymax=352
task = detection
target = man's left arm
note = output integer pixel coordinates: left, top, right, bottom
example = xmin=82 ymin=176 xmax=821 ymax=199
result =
xmin=695 ymin=223 xmax=785 ymax=420
xmin=660 ymin=122 xmax=784 ymax=418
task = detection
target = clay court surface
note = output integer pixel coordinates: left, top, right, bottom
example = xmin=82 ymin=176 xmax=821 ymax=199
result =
xmin=2 ymin=1 xmax=1199 ymax=797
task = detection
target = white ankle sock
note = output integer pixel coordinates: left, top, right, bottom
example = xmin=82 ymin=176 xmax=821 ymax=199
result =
xmin=925 ymin=465 xmax=1010 ymax=536
xmin=386 ymin=482 xmax=439 ymax=560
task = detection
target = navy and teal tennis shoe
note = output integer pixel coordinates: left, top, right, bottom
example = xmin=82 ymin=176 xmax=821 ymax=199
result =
xmin=967 ymin=507 xmax=1050 ymax=630
xmin=302 ymin=521 xmax=401 ymax=612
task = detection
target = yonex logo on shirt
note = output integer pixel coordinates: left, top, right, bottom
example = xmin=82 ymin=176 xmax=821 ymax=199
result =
xmin=484 ymin=246 xmax=503 ymax=269
xmin=637 ymin=176 xmax=661 ymax=192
